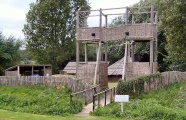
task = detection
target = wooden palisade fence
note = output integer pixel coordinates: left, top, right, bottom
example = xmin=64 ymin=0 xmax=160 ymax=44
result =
xmin=0 ymin=76 xmax=92 ymax=93
xmin=117 ymin=71 xmax=186 ymax=98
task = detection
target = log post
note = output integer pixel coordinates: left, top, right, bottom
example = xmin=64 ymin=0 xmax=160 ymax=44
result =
xmin=94 ymin=8 xmax=102 ymax=85
xmin=93 ymin=95 xmax=96 ymax=111
xmin=70 ymin=94 xmax=73 ymax=105
xmin=122 ymin=41 xmax=128 ymax=80
xmin=104 ymin=91 xmax=107 ymax=106
xmin=125 ymin=7 xmax=128 ymax=25
xmin=85 ymin=43 xmax=88 ymax=63
xmin=105 ymin=15 xmax=108 ymax=62
xmin=98 ymin=94 xmax=100 ymax=107
xmin=76 ymin=11 xmax=79 ymax=78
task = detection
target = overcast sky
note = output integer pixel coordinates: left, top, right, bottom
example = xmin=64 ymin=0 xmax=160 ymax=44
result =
xmin=0 ymin=0 xmax=140 ymax=39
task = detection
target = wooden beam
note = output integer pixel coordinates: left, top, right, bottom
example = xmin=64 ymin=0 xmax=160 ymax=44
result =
xmin=129 ymin=11 xmax=157 ymax=15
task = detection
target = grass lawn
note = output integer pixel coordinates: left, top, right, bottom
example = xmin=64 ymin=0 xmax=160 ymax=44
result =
xmin=108 ymin=81 xmax=118 ymax=88
xmin=0 ymin=110 xmax=121 ymax=120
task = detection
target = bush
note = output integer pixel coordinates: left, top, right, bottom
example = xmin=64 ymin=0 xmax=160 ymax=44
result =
xmin=116 ymin=73 xmax=162 ymax=98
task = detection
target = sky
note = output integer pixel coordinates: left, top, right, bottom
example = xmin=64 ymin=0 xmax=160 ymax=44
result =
xmin=0 ymin=0 xmax=140 ymax=39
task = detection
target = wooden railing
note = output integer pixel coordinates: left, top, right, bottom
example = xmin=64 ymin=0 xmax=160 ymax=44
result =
xmin=70 ymin=85 xmax=100 ymax=105
xmin=93 ymin=87 xmax=116 ymax=111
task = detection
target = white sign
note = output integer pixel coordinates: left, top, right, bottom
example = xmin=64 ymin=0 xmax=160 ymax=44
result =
xmin=115 ymin=95 xmax=129 ymax=102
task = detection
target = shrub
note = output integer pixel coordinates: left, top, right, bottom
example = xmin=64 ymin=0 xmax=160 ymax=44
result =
xmin=116 ymin=73 xmax=162 ymax=98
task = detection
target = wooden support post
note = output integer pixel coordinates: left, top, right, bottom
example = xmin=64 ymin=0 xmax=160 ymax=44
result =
xmin=125 ymin=7 xmax=128 ymax=25
xmin=110 ymin=89 xmax=113 ymax=102
xmin=155 ymin=12 xmax=158 ymax=62
xmin=150 ymin=5 xmax=154 ymax=24
xmin=104 ymin=91 xmax=107 ymax=106
xmin=132 ymin=14 xmax=134 ymax=24
xmin=113 ymin=87 xmax=116 ymax=97
xmin=150 ymin=5 xmax=154 ymax=73
xmin=122 ymin=41 xmax=128 ymax=80
xmin=98 ymin=94 xmax=100 ymax=107
xmin=76 ymin=11 xmax=79 ymax=28
xmin=127 ymin=43 xmax=131 ymax=62
xmin=84 ymin=17 xmax=87 ymax=27
xmin=105 ymin=43 xmax=108 ymax=62
xmin=93 ymin=95 xmax=96 ymax=111
xmin=32 ymin=66 xmax=33 ymax=76
xmin=44 ymin=66 xmax=46 ymax=76
xmin=150 ymin=40 xmax=154 ymax=73
xmin=76 ymin=41 xmax=79 ymax=78
xmin=94 ymin=41 xmax=102 ymax=85
xmin=76 ymin=11 xmax=79 ymax=78
xmin=85 ymin=43 xmax=88 ymax=63
xmin=17 ymin=66 xmax=20 ymax=76
xmin=84 ymin=91 xmax=87 ymax=105
xmin=94 ymin=8 xmax=102 ymax=85
xmin=105 ymin=15 xmax=108 ymax=27
xmin=105 ymin=15 xmax=108 ymax=62
xmin=131 ymin=44 xmax=134 ymax=62
xmin=70 ymin=94 xmax=73 ymax=105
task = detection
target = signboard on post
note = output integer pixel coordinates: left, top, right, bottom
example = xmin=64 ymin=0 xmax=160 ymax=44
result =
xmin=115 ymin=95 xmax=129 ymax=113
xmin=115 ymin=95 xmax=129 ymax=102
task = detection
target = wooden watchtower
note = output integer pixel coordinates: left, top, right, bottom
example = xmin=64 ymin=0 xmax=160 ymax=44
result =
xmin=76 ymin=5 xmax=158 ymax=87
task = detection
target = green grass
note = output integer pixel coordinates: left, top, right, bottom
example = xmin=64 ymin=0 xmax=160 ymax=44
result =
xmin=108 ymin=82 xmax=118 ymax=89
xmin=91 ymin=82 xmax=186 ymax=119
xmin=0 ymin=110 xmax=122 ymax=120
xmin=0 ymin=85 xmax=83 ymax=116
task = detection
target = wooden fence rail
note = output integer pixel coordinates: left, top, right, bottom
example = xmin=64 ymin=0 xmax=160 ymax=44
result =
xmin=70 ymin=84 xmax=100 ymax=105
xmin=0 ymin=76 xmax=92 ymax=93
xmin=93 ymin=87 xmax=116 ymax=111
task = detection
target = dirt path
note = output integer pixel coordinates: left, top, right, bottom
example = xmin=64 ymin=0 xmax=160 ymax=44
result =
xmin=75 ymin=92 xmax=112 ymax=116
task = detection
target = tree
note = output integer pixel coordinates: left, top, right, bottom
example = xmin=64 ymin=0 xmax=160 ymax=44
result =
xmin=23 ymin=0 xmax=90 ymax=73
xmin=0 ymin=31 xmax=23 ymax=75
xmin=159 ymin=0 xmax=186 ymax=71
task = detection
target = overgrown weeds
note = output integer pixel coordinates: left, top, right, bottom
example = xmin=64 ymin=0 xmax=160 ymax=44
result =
xmin=0 ymin=85 xmax=83 ymax=116
xmin=91 ymin=82 xmax=186 ymax=119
